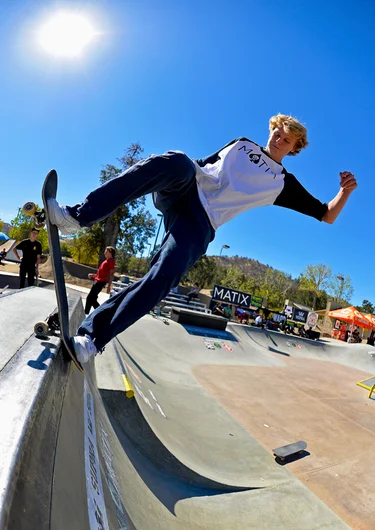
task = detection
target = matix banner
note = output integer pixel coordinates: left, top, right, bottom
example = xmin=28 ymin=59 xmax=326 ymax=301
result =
xmin=212 ymin=285 xmax=254 ymax=309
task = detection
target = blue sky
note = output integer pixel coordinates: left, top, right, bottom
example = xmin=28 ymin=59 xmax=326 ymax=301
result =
xmin=0 ymin=0 xmax=373 ymax=305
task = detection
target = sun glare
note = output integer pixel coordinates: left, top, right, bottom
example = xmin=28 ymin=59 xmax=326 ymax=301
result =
xmin=39 ymin=13 xmax=96 ymax=57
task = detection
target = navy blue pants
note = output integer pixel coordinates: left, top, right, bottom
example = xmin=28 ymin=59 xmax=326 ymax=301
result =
xmin=69 ymin=151 xmax=215 ymax=350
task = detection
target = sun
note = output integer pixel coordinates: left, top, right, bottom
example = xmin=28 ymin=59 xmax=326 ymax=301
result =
xmin=39 ymin=12 xmax=96 ymax=58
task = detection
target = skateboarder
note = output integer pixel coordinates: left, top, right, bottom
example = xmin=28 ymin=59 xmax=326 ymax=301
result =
xmin=85 ymin=246 xmax=116 ymax=315
xmin=14 ymin=228 xmax=42 ymax=289
xmin=46 ymin=113 xmax=357 ymax=363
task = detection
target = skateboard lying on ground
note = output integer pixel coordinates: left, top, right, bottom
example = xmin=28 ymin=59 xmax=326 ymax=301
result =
xmin=272 ymin=440 xmax=307 ymax=462
xmin=23 ymin=169 xmax=84 ymax=372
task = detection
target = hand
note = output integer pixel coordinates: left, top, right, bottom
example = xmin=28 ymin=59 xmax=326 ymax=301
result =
xmin=339 ymin=171 xmax=357 ymax=193
xmin=106 ymin=285 xmax=111 ymax=294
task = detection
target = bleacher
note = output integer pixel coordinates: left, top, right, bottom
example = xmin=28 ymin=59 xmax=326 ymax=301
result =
xmin=110 ymin=280 xmax=210 ymax=314
xmin=161 ymin=292 xmax=210 ymax=314
xmin=111 ymin=280 xmax=211 ymax=313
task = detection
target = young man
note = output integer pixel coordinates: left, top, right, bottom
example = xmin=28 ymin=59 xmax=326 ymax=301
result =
xmin=14 ymin=228 xmax=42 ymax=289
xmin=85 ymin=246 xmax=116 ymax=315
xmin=47 ymin=114 xmax=357 ymax=363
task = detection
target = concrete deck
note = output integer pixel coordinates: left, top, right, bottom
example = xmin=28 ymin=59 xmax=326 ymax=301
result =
xmin=1 ymin=284 xmax=374 ymax=528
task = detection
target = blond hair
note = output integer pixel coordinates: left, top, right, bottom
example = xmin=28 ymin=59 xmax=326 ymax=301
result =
xmin=269 ymin=114 xmax=309 ymax=156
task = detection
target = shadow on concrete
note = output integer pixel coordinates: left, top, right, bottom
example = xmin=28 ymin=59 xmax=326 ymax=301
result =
xmin=274 ymin=450 xmax=311 ymax=466
xmin=27 ymin=342 xmax=57 ymax=370
xmin=182 ymin=325 xmax=238 ymax=341
xmin=99 ymin=387 xmax=253 ymax=516
xmin=114 ymin=338 xmax=155 ymax=384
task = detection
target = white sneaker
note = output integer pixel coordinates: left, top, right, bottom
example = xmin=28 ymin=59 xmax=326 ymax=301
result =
xmin=47 ymin=198 xmax=81 ymax=235
xmin=72 ymin=335 xmax=98 ymax=364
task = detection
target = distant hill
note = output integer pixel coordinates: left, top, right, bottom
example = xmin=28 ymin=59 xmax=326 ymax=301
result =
xmin=2 ymin=223 xmax=12 ymax=235
xmin=212 ymin=254 xmax=298 ymax=283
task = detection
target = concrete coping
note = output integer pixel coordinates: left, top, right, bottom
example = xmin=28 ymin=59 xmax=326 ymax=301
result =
xmin=0 ymin=288 xmax=84 ymax=528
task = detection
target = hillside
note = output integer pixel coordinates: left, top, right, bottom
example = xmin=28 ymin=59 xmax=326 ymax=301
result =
xmin=212 ymin=254 xmax=298 ymax=284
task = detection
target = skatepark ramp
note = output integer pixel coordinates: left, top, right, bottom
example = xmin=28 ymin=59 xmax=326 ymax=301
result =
xmin=0 ymin=287 xmax=359 ymax=529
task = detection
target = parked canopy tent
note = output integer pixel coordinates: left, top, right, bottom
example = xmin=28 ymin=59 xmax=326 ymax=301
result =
xmin=327 ymin=306 xmax=374 ymax=330
xmin=363 ymin=314 xmax=375 ymax=329
xmin=0 ymin=232 xmax=9 ymax=241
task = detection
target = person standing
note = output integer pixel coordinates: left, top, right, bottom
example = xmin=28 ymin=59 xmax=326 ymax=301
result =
xmin=85 ymin=246 xmax=116 ymax=315
xmin=14 ymin=228 xmax=42 ymax=289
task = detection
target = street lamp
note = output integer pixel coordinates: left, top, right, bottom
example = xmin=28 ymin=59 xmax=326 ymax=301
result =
xmin=220 ymin=244 xmax=230 ymax=256
xmin=152 ymin=214 xmax=163 ymax=254
xmin=337 ymin=275 xmax=344 ymax=304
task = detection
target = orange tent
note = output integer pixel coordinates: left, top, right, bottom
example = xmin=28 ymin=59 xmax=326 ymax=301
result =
xmin=363 ymin=313 xmax=375 ymax=329
xmin=327 ymin=306 xmax=374 ymax=329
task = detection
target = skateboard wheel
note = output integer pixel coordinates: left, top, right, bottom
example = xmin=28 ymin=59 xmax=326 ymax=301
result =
xmin=23 ymin=202 xmax=37 ymax=216
xmin=34 ymin=321 xmax=49 ymax=335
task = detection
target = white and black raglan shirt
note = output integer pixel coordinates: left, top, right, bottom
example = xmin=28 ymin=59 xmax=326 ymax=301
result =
xmin=193 ymin=138 xmax=328 ymax=230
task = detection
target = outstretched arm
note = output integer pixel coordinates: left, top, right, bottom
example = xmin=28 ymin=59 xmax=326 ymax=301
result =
xmin=322 ymin=171 xmax=357 ymax=224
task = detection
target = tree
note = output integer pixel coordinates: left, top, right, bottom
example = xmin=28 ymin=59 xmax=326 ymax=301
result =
xmin=60 ymin=241 xmax=72 ymax=258
xmin=98 ymin=143 xmax=155 ymax=264
xmin=215 ymin=264 xmax=259 ymax=294
xmin=9 ymin=208 xmax=48 ymax=252
xmin=0 ymin=220 xmax=4 ymax=233
xmin=356 ymin=299 xmax=374 ymax=314
xmin=183 ymin=255 xmax=218 ymax=288
xmin=71 ymin=143 xmax=157 ymax=267
xmin=327 ymin=273 xmax=354 ymax=306
xmin=299 ymin=264 xmax=332 ymax=310
xmin=258 ymin=269 xmax=294 ymax=310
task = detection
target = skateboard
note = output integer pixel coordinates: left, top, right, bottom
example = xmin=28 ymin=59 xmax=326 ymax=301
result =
xmin=34 ymin=311 xmax=60 ymax=337
xmin=272 ymin=440 xmax=307 ymax=462
xmin=23 ymin=169 xmax=83 ymax=372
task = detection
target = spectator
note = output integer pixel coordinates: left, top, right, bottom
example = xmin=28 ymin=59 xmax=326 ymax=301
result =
xmin=212 ymin=302 xmax=225 ymax=316
xmin=0 ymin=249 xmax=7 ymax=265
xmin=85 ymin=246 xmax=116 ymax=315
xmin=13 ymin=229 xmax=42 ymax=289
xmin=255 ymin=314 xmax=263 ymax=327
xmin=187 ymin=283 xmax=200 ymax=303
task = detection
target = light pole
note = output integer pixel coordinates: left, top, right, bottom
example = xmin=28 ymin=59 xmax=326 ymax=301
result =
xmin=220 ymin=244 xmax=230 ymax=256
xmin=152 ymin=214 xmax=163 ymax=254
xmin=337 ymin=275 xmax=344 ymax=304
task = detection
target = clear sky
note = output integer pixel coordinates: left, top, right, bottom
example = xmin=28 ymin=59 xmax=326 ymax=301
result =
xmin=0 ymin=0 xmax=373 ymax=305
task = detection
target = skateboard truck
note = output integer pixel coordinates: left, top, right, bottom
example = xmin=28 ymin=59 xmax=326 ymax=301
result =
xmin=22 ymin=201 xmax=46 ymax=229
xmin=34 ymin=312 xmax=60 ymax=337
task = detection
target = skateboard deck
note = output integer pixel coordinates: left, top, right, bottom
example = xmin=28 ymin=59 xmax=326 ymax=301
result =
xmin=41 ymin=170 xmax=84 ymax=372
xmin=272 ymin=440 xmax=307 ymax=461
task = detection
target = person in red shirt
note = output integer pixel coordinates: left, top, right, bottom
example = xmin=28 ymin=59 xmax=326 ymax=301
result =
xmin=85 ymin=246 xmax=116 ymax=315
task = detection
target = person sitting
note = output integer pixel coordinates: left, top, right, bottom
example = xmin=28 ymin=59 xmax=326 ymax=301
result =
xmin=212 ymin=302 xmax=225 ymax=317
xmin=0 ymin=249 xmax=6 ymax=265
xmin=351 ymin=328 xmax=361 ymax=343
xmin=187 ymin=283 xmax=200 ymax=303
